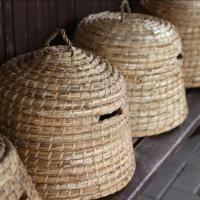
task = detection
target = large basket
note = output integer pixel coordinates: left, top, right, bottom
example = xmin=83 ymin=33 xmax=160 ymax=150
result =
xmin=141 ymin=0 xmax=200 ymax=88
xmin=0 ymin=29 xmax=135 ymax=200
xmin=74 ymin=1 xmax=188 ymax=137
xmin=0 ymin=135 xmax=41 ymax=200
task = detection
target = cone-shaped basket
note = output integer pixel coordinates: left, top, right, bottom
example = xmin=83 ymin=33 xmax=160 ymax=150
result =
xmin=74 ymin=1 xmax=188 ymax=137
xmin=141 ymin=0 xmax=200 ymax=88
xmin=0 ymin=29 xmax=135 ymax=200
xmin=0 ymin=135 xmax=41 ymax=200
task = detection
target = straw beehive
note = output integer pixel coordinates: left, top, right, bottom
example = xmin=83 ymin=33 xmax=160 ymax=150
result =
xmin=141 ymin=0 xmax=200 ymax=88
xmin=0 ymin=29 xmax=135 ymax=200
xmin=74 ymin=1 xmax=188 ymax=137
xmin=0 ymin=135 xmax=41 ymax=200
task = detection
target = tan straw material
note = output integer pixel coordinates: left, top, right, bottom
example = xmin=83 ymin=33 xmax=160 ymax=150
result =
xmin=0 ymin=135 xmax=41 ymax=200
xmin=0 ymin=28 xmax=135 ymax=200
xmin=141 ymin=0 xmax=200 ymax=88
xmin=74 ymin=1 xmax=188 ymax=137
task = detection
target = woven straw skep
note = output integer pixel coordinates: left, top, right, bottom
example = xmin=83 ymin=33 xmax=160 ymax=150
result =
xmin=73 ymin=2 xmax=188 ymax=137
xmin=0 ymin=135 xmax=41 ymax=200
xmin=0 ymin=29 xmax=135 ymax=200
xmin=141 ymin=0 xmax=200 ymax=88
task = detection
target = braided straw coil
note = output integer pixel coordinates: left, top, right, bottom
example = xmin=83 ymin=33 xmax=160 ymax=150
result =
xmin=141 ymin=0 xmax=200 ymax=88
xmin=73 ymin=2 xmax=188 ymax=137
xmin=0 ymin=135 xmax=41 ymax=200
xmin=0 ymin=29 xmax=135 ymax=200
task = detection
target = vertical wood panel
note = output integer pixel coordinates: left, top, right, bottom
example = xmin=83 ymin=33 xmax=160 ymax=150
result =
xmin=36 ymin=0 xmax=49 ymax=47
xmin=27 ymin=0 xmax=37 ymax=51
xmin=0 ymin=0 xmax=140 ymax=65
xmin=64 ymin=0 xmax=76 ymax=38
xmin=57 ymin=0 xmax=68 ymax=28
xmin=48 ymin=0 xmax=57 ymax=34
xmin=0 ymin=0 xmax=5 ymax=63
xmin=113 ymin=0 xmax=122 ymax=11
xmin=2 ymin=0 xmax=14 ymax=59
xmin=74 ymin=0 xmax=92 ymax=26
xmin=98 ymin=0 xmax=110 ymax=12
xmin=13 ymin=0 xmax=28 ymax=55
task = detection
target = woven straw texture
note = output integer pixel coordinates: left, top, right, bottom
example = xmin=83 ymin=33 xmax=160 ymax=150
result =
xmin=141 ymin=0 xmax=200 ymax=88
xmin=74 ymin=10 xmax=188 ymax=137
xmin=0 ymin=135 xmax=41 ymax=200
xmin=0 ymin=29 xmax=135 ymax=200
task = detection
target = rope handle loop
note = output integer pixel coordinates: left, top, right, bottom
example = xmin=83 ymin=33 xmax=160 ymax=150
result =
xmin=43 ymin=28 xmax=73 ymax=51
xmin=120 ymin=0 xmax=132 ymax=21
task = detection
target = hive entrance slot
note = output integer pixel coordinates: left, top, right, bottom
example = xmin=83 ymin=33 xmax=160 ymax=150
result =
xmin=99 ymin=108 xmax=122 ymax=122
xmin=177 ymin=53 xmax=183 ymax=60
xmin=19 ymin=192 xmax=28 ymax=200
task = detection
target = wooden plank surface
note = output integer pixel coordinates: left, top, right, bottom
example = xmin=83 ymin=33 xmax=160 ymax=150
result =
xmin=102 ymin=90 xmax=200 ymax=200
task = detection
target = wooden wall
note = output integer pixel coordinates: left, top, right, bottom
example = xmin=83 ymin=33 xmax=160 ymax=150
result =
xmin=0 ymin=0 xmax=141 ymax=65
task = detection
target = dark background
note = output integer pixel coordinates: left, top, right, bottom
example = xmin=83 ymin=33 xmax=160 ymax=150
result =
xmin=0 ymin=0 xmax=141 ymax=65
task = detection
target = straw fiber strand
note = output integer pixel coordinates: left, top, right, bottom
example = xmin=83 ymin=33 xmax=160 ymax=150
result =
xmin=0 ymin=29 xmax=135 ymax=200
xmin=74 ymin=10 xmax=188 ymax=137
xmin=141 ymin=0 xmax=200 ymax=88
xmin=0 ymin=135 xmax=41 ymax=200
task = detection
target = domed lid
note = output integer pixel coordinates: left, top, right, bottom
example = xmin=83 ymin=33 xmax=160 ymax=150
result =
xmin=77 ymin=13 xmax=178 ymax=46
xmin=74 ymin=0 xmax=182 ymax=62
xmin=142 ymin=0 xmax=200 ymax=8
xmin=141 ymin=0 xmax=200 ymax=22
xmin=0 ymin=29 xmax=125 ymax=119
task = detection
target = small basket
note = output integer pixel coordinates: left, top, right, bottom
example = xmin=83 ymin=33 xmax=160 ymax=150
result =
xmin=0 ymin=29 xmax=135 ymax=200
xmin=141 ymin=0 xmax=200 ymax=88
xmin=74 ymin=0 xmax=188 ymax=137
xmin=0 ymin=135 xmax=41 ymax=200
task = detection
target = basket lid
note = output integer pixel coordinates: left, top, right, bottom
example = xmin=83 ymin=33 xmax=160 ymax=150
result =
xmin=142 ymin=0 xmax=200 ymax=8
xmin=141 ymin=0 xmax=200 ymax=22
xmin=0 ymin=29 xmax=126 ymax=119
xmin=80 ymin=12 xmax=176 ymax=41
xmin=74 ymin=10 xmax=182 ymax=62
